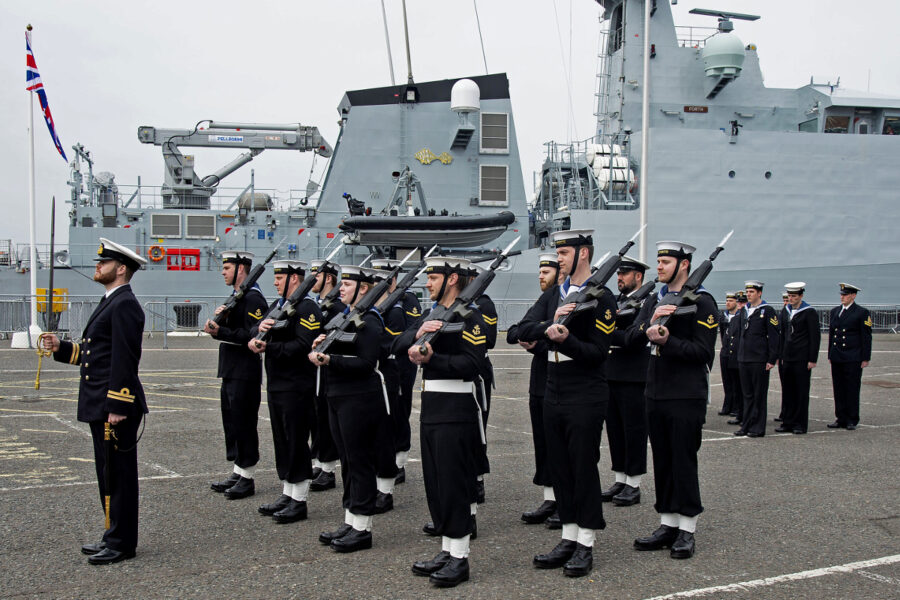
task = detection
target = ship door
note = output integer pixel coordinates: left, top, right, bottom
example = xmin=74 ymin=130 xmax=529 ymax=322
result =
xmin=856 ymin=119 xmax=870 ymax=134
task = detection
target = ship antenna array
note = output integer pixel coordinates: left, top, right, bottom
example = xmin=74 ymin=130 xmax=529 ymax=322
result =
xmin=380 ymin=0 xmax=396 ymax=85
xmin=688 ymin=8 xmax=759 ymax=33
xmin=401 ymin=0 xmax=414 ymax=84
xmin=473 ymin=0 xmax=489 ymax=75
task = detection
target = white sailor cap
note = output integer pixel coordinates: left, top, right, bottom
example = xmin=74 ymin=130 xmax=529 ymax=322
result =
xmin=617 ymin=255 xmax=650 ymax=273
xmin=340 ymin=265 xmax=377 ymax=283
xmin=725 ymin=291 xmax=737 ymax=299
xmin=309 ymin=259 xmax=339 ymax=276
xmin=656 ymin=241 xmax=696 ymax=259
xmin=538 ymin=252 xmax=559 ymax=268
xmin=221 ymin=250 xmax=255 ymax=266
xmin=424 ymin=256 xmax=470 ymax=276
xmin=273 ymin=260 xmax=306 ymax=275
xmin=95 ymin=238 xmax=147 ymax=271
xmin=839 ymin=282 xmax=861 ymax=294
xmin=551 ymin=229 xmax=594 ymax=248
xmin=744 ymin=280 xmax=764 ymax=290
xmin=370 ymin=258 xmax=401 ymax=272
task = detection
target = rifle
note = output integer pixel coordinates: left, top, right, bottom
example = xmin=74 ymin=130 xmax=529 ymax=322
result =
xmin=617 ymin=278 xmax=658 ymax=316
xmin=252 ymin=242 xmax=344 ymax=343
xmin=653 ymin=230 xmax=734 ymax=333
xmin=315 ymin=247 xmax=421 ymax=357
xmin=376 ymin=245 xmax=438 ymax=313
xmin=416 ymin=236 xmax=520 ymax=355
xmin=212 ymin=238 xmax=284 ymax=325
xmin=554 ymin=225 xmax=645 ymax=326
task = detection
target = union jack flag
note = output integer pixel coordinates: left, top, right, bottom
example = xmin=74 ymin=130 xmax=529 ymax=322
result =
xmin=25 ymin=29 xmax=67 ymax=162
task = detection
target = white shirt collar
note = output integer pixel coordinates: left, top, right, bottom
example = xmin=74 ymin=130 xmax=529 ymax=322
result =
xmin=105 ymin=284 xmax=127 ymax=298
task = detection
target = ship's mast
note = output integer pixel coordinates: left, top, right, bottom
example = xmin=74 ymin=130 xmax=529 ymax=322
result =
xmin=638 ymin=0 xmax=651 ymax=262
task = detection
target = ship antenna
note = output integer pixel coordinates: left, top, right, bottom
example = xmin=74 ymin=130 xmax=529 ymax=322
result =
xmin=473 ymin=0 xmax=489 ymax=75
xmin=380 ymin=0 xmax=396 ymax=86
xmin=401 ymin=0 xmax=414 ymax=84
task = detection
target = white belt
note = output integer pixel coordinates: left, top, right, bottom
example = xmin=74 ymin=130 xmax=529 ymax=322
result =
xmin=548 ymin=350 xmax=573 ymax=363
xmin=422 ymin=379 xmax=475 ymax=394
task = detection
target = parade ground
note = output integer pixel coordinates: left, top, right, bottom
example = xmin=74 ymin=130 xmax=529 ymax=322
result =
xmin=1 ymin=334 xmax=898 ymax=599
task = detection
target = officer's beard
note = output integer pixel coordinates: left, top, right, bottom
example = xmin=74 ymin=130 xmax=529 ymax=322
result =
xmin=93 ymin=264 xmax=117 ymax=285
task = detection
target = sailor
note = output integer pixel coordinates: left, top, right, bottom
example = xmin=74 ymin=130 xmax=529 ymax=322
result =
xmin=508 ymin=252 xmax=561 ymax=526
xmin=204 ymin=251 xmax=268 ymax=499
xmin=633 ymin=240 xmax=718 ymax=560
xmin=517 ymin=229 xmax=617 ymax=578
xmin=248 ymin=260 xmax=322 ymax=522
xmin=468 ymin=262 xmax=498 ymax=505
xmin=716 ymin=292 xmax=740 ymax=416
xmin=734 ymin=281 xmax=780 ymax=438
xmin=308 ymin=259 xmax=344 ymax=491
xmin=601 ymin=256 xmax=651 ymax=507
xmin=311 ymin=266 xmax=385 ymax=552
xmin=827 ymin=283 xmax=872 ymax=430
xmin=42 ymin=238 xmax=148 ymax=564
xmin=775 ymin=290 xmax=791 ymax=423
xmin=369 ymin=259 xmax=405 ymax=513
xmin=395 ymin=256 xmax=486 ymax=588
xmin=776 ymin=282 xmax=820 ymax=434
xmin=725 ymin=291 xmax=747 ymax=426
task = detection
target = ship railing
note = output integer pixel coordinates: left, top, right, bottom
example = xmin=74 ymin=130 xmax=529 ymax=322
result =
xmin=107 ymin=183 xmax=317 ymax=213
xmin=675 ymin=25 xmax=718 ymax=49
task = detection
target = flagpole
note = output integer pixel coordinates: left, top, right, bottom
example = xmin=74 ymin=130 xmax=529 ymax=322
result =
xmin=27 ymin=24 xmax=39 ymax=345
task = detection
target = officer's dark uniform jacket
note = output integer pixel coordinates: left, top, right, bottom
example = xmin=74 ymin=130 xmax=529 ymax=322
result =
xmin=718 ymin=310 xmax=738 ymax=362
xmin=737 ymin=302 xmax=780 ymax=364
xmin=828 ymin=303 xmax=872 ymax=362
xmin=724 ymin=311 xmax=743 ymax=368
xmin=323 ymin=310 xmax=384 ymax=397
xmin=640 ymin=287 xmax=720 ymax=400
xmin=781 ymin=303 xmax=821 ymax=363
xmin=608 ymin=291 xmax=651 ymax=383
xmin=252 ymin=297 xmax=322 ymax=390
xmin=215 ymin=286 xmax=268 ymax=381
xmin=54 ymin=285 xmax=148 ymax=422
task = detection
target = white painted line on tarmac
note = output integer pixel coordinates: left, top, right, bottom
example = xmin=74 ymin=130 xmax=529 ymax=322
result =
xmin=645 ymin=553 xmax=900 ymax=599
xmin=856 ymin=569 xmax=900 ymax=586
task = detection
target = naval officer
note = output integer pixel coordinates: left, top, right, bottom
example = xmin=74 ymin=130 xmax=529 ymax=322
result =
xmin=717 ymin=292 xmax=740 ymax=417
xmin=827 ymin=283 xmax=872 ymax=430
xmin=735 ymin=281 xmax=780 ymax=438
xmin=725 ymin=291 xmax=747 ymax=426
xmin=42 ymin=238 xmax=148 ymax=564
xmin=204 ymin=251 xmax=268 ymax=499
xmin=633 ymin=240 xmax=718 ymax=559
xmin=776 ymin=282 xmax=820 ymax=434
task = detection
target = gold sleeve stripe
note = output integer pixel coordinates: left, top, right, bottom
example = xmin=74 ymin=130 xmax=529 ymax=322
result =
xmin=462 ymin=336 xmax=486 ymax=346
xmin=482 ymin=316 xmax=498 ymax=325
xmin=769 ymin=318 xmax=779 ymax=326
xmin=595 ymin=320 xmax=615 ymax=334
xmin=697 ymin=320 xmax=719 ymax=330
xmin=107 ymin=388 xmax=136 ymax=403
xmin=864 ymin=318 xmax=873 ymax=327
xmin=299 ymin=321 xmax=321 ymax=331
xmin=299 ymin=318 xmax=319 ymax=327
xmin=461 ymin=332 xmax=487 ymax=344
xmin=248 ymin=311 xmax=263 ymax=321
xmin=405 ymin=310 xmax=420 ymax=317
xmin=69 ymin=343 xmax=81 ymax=365
xmin=385 ymin=327 xmax=401 ymax=336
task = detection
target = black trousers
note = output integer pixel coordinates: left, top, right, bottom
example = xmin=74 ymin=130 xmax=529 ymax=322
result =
xmin=528 ymin=393 xmax=552 ymax=487
xmin=374 ymin=385 xmax=399 ymax=479
xmin=394 ymin=362 xmax=417 ymax=453
xmin=831 ymin=361 xmax=862 ymax=426
xmin=267 ymin=390 xmax=314 ymax=483
xmin=475 ymin=375 xmax=491 ymax=476
xmin=646 ymin=397 xmax=705 ymax=517
xmin=89 ymin=417 xmax=141 ymax=553
xmin=725 ymin=366 xmax=742 ymax=418
xmin=329 ymin=391 xmax=380 ymax=516
xmin=606 ymin=380 xmax=648 ymax=477
xmin=420 ymin=413 xmax=479 ymax=538
xmin=310 ymin=371 xmax=339 ymax=464
xmin=739 ymin=362 xmax=770 ymax=435
xmin=544 ymin=396 xmax=607 ymax=530
xmin=780 ymin=361 xmax=811 ymax=432
xmin=220 ymin=378 xmax=260 ymax=469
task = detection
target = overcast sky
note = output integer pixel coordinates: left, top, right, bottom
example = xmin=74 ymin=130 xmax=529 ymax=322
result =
xmin=2 ymin=0 xmax=899 ymax=245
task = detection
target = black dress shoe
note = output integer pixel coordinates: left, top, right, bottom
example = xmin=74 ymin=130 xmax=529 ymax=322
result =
xmin=522 ymin=500 xmax=557 ymax=524
xmin=223 ymin=476 xmax=255 ymax=499
xmin=634 ymin=524 xmax=679 ymax=551
xmin=331 ymin=528 xmax=372 ymax=553
xmin=827 ymin=420 xmax=844 ymax=429
xmin=374 ymin=491 xmax=393 ymax=514
xmin=311 ymin=466 xmax=322 ymax=479
xmin=774 ymin=425 xmax=792 ymax=433
xmin=717 ymin=409 xmax=729 ymax=416
xmin=747 ymin=431 xmax=764 ymax=438
xmin=258 ymin=494 xmax=291 ymax=516
xmin=394 ymin=467 xmax=406 ymax=485
xmin=733 ymin=430 xmax=747 ymax=436
xmin=612 ymin=484 xmax=641 ymax=506
xmin=792 ymin=428 xmax=807 ymax=434
xmin=533 ymin=539 xmax=577 ymax=569
xmin=563 ymin=543 xmax=593 ymax=577
xmin=309 ymin=470 xmax=336 ymax=491
xmin=845 ymin=423 xmax=857 ymax=430
xmin=545 ymin=511 xmax=562 ymax=529
xmin=429 ymin=556 xmax=469 ymax=588
xmin=475 ymin=479 xmax=485 ymax=504
xmin=774 ymin=416 xmax=783 ymax=423
xmin=273 ymin=499 xmax=307 ymax=523
xmin=412 ymin=550 xmax=451 ymax=576
xmin=600 ymin=481 xmax=625 ymax=502
xmin=422 ymin=521 xmax=438 ymax=536
xmin=210 ymin=472 xmax=240 ymax=493
xmin=87 ymin=547 xmax=136 ymax=565
xmin=81 ymin=541 xmax=106 ymax=556
xmin=727 ymin=419 xmax=742 ymax=425
xmin=670 ymin=530 xmax=695 ymax=559
xmin=318 ymin=523 xmax=352 ymax=545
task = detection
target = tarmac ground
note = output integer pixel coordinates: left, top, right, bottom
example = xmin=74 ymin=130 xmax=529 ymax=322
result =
xmin=0 ymin=333 xmax=898 ymax=599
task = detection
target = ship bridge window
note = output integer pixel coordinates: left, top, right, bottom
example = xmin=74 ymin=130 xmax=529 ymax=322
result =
xmin=150 ymin=213 xmax=181 ymax=238
xmin=824 ymin=116 xmax=850 ymax=134
xmin=480 ymin=113 xmax=509 ymax=154
xmin=883 ymin=116 xmax=899 ymax=135
xmin=186 ymin=214 xmax=216 ymax=239
xmin=479 ymin=165 xmax=508 ymax=206
xmin=798 ymin=118 xmax=818 ymax=133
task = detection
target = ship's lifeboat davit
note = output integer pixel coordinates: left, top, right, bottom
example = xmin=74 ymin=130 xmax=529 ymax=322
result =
xmin=339 ymin=211 xmax=516 ymax=247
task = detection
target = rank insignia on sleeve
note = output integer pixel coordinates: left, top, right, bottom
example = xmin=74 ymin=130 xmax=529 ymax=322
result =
xmin=864 ymin=317 xmax=873 ymax=327
xmin=308 ymin=314 xmax=316 ymax=322
xmin=770 ymin=316 xmax=779 ymax=326
xmin=472 ymin=324 xmax=481 ymax=335
xmin=604 ymin=309 xmax=613 ymax=321
xmin=707 ymin=314 xmax=716 ymax=325
xmin=249 ymin=308 xmax=264 ymax=320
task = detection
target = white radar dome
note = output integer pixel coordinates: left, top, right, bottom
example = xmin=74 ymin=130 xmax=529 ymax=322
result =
xmin=702 ymin=32 xmax=746 ymax=77
xmin=451 ymin=79 xmax=480 ymax=113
